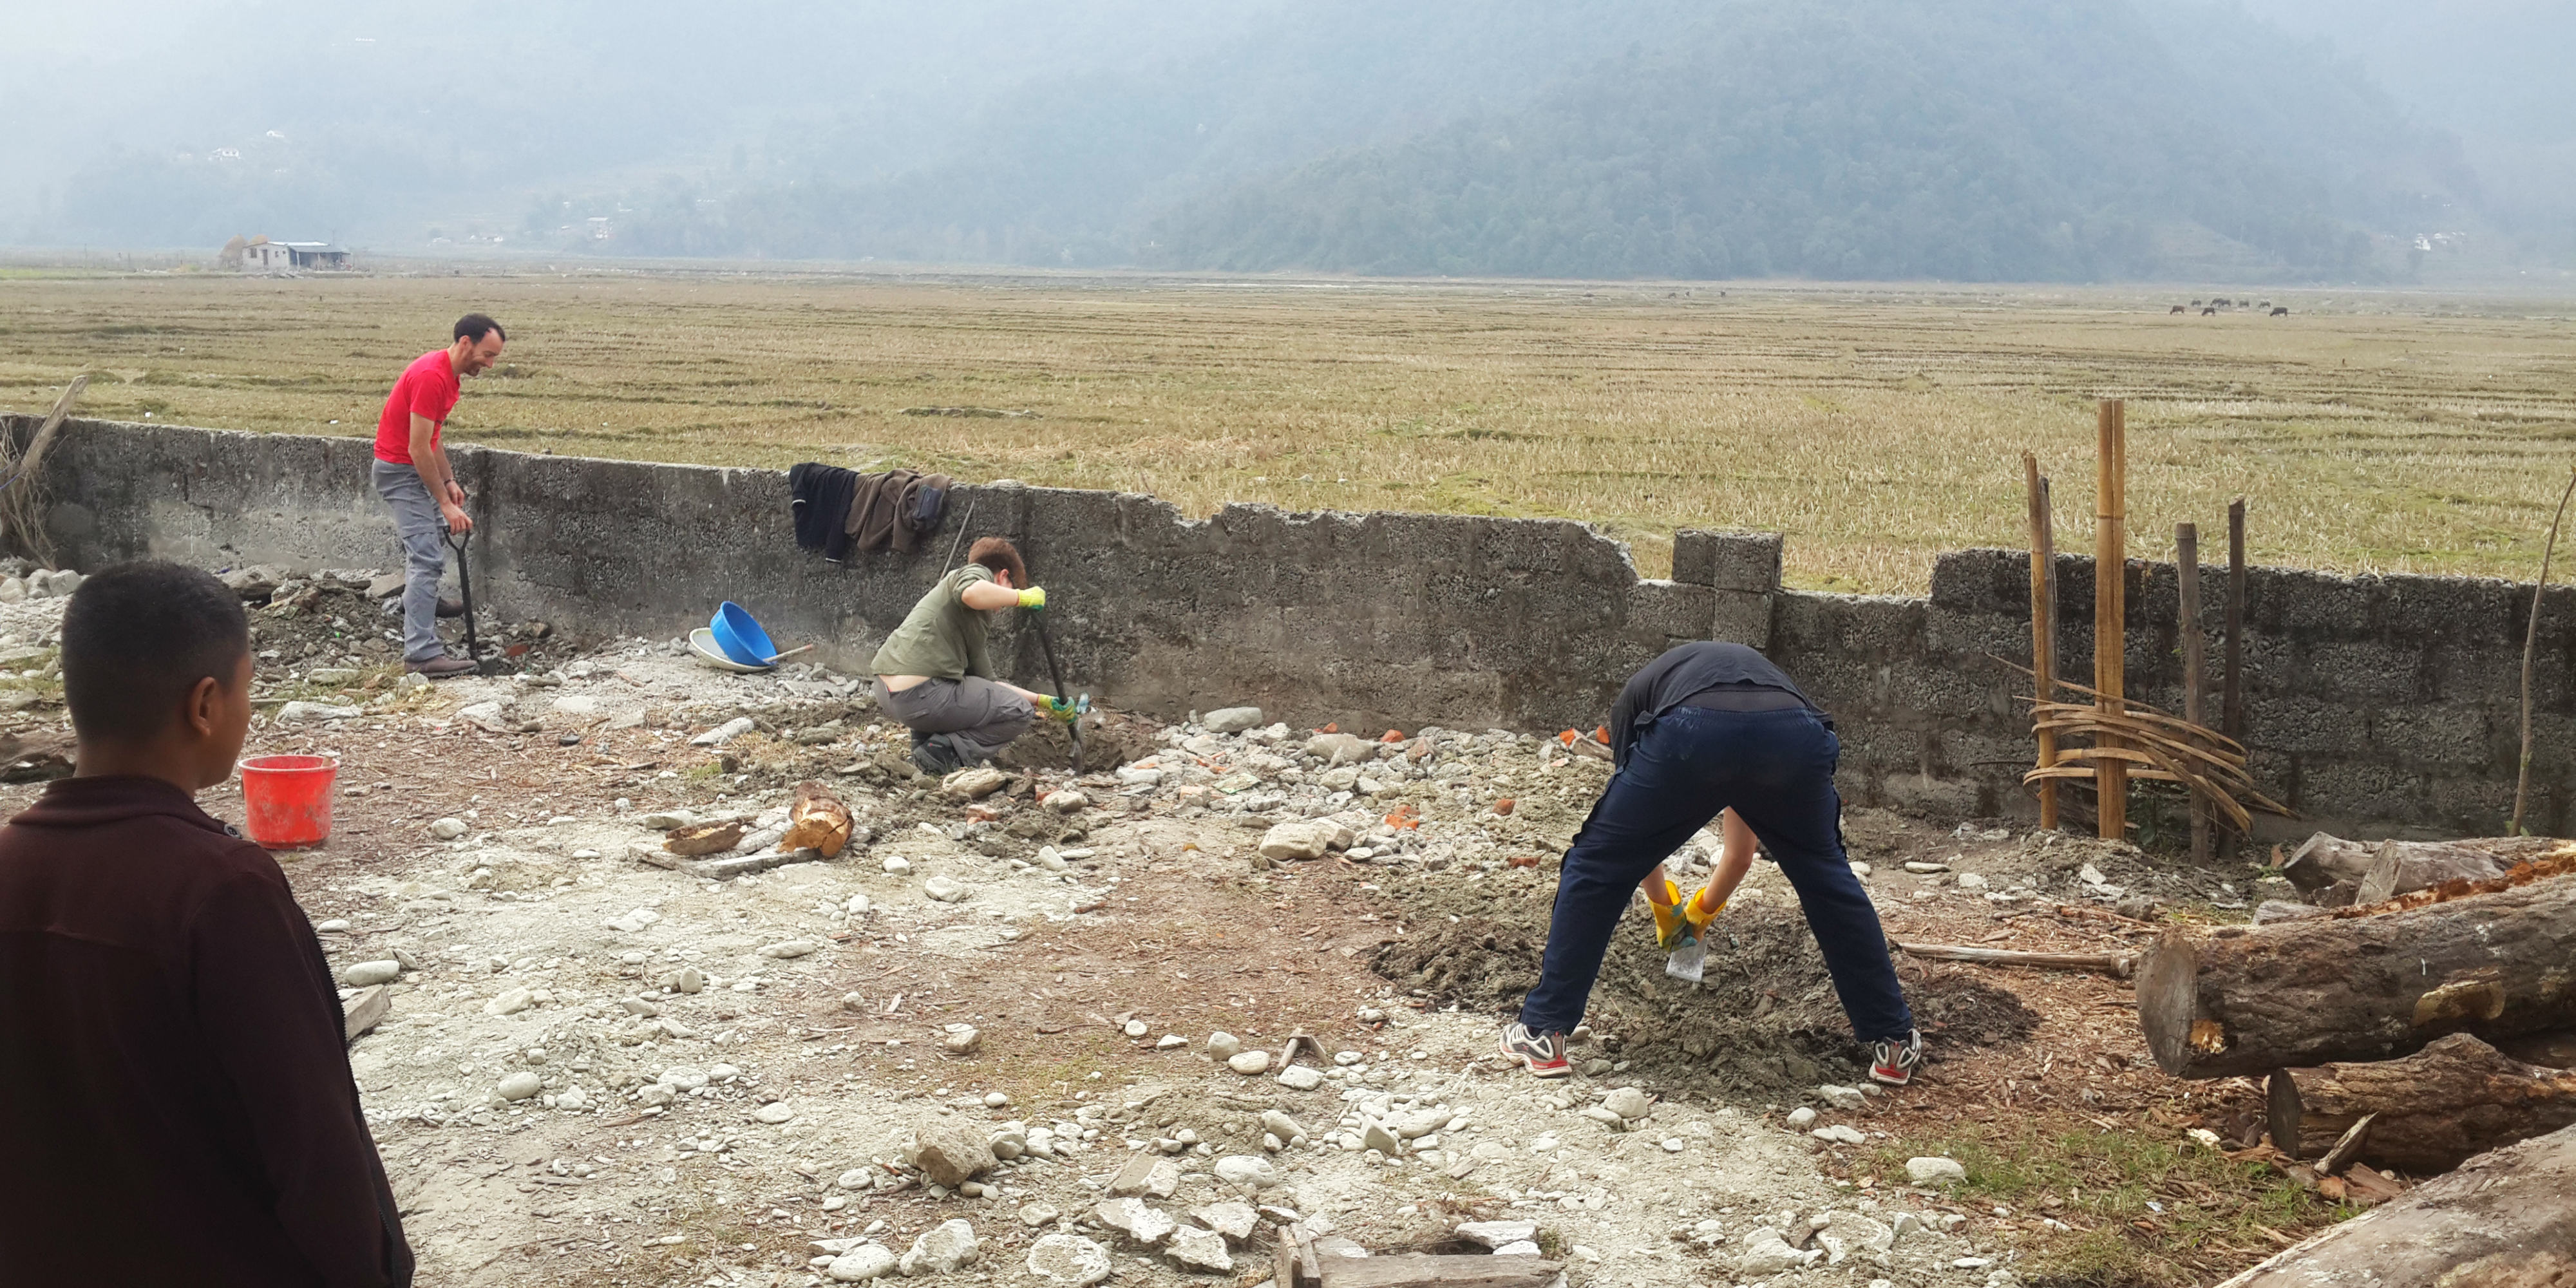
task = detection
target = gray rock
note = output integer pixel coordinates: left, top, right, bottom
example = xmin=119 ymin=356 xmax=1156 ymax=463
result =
xmin=1303 ymin=732 xmax=1376 ymax=764
xmin=495 ymin=1072 xmax=542 ymax=1101
xmin=898 ymin=1219 xmax=978 ymax=1276
xmin=1812 ymin=1124 xmax=1866 ymax=1145
xmin=1227 ymin=1050 xmax=1272 ymax=1075
xmin=1818 ymin=1211 xmax=1895 ymax=1263
xmin=1093 ymin=1198 xmax=1175 ymax=1246
xmin=1276 ymin=1065 xmax=1323 ymax=1091
xmin=278 ymin=699 xmax=363 ymax=724
xmin=1260 ymin=1110 xmax=1307 ymax=1142
xmin=1025 ymin=1233 xmax=1111 ymax=1285
xmin=1602 ymin=1086 xmax=1654 ymax=1119
xmin=428 ymin=817 xmax=468 ymax=841
xmin=1455 ymin=1220 xmax=1539 ymax=1249
xmin=1019 ymin=1201 xmax=1059 ymax=1227
xmin=1493 ymin=1240 xmax=1542 ymax=1256
xmin=925 ymin=876 xmax=971 ymax=903
xmin=690 ymin=716 xmax=756 ymax=747
xmin=902 ymin=1122 xmax=996 ymax=1187
xmin=1361 ymin=1121 xmax=1403 ymax=1155
xmin=1819 ymin=1084 xmax=1867 ymax=1110
xmin=1736 ymin=1227 xmax=1823 ymax=1276
xmin=1191 ymin=1201 xmax=1259 ymax=1245
xmin=1906 ymin=1156 xmax=1968 ymax=1185
xmin=1166 ymin=1224 xmax=1233 ymax=1273
xmin=826 ymin=1244 xmax=896 ymax=1281
xmin=1201 ymin=707 xmax=1264 ymax=734
xmin=1042 ymin=788 xmax=1088 ymax=814
xmin=942 ymin=766 xmax=1008 ymax=799
xmin=761 ymin=940 xmax=818 ymax=959
xmin=838 ymin=1168 xmax=873 ymax=1190
xmin=1206 ymin=1031 xmax=1243 ymax=1060
xmin=341 ymin=960 xmax=401 ymax=987
xmin=1785 ymin=1106 xmax=1818 ymax=1130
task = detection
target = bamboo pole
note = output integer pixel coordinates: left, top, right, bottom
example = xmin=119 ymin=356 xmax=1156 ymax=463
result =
xmin=2515 ymin=467 xmax=2576 ymax=835
xmin=2224 ymin=498 xmax=2246 ymax=739
xmin=2024 ymin=451 xmax=2060 ymax=831
xmin=2179 ymin=522 xmax=2209 ymax=862
xmin=2096 ymin=399 xmax=2128 ymax=841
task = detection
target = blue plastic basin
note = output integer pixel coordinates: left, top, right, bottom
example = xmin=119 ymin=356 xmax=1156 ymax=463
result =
xmin=710 ymin=601 xmax=777 ymax=667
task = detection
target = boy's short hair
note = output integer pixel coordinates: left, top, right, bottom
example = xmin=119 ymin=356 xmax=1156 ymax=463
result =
xmin=61 ymin=562 xmax=251 ymax=743
xmin=967 ymin=537 xmax=1027 ymax=589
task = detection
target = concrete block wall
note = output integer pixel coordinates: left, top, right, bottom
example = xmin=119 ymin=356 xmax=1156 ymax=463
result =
xmin=12 ymin=415 xmax=2570 ymax=841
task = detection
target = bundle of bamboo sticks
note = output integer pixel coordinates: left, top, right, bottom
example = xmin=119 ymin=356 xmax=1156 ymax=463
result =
xmin=2020 ymin=670 xmax=2291 ymax=833
xmin=0 ymin=377 xmax=88 ymax=566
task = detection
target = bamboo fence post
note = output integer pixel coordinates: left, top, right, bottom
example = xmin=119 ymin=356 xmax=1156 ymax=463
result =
xmin=2515 ymin=466 xmax=2576 ymax=835
xmin=2224 ymin=498 xmax=2246 ymax=739
xmin=2025 ymin=452 xmax=2059 ymax=831
xmin=2179 ymin=522 xmax=2209 ymax=862
xmin=2096 ymin=399 xmax=2128 ymax=842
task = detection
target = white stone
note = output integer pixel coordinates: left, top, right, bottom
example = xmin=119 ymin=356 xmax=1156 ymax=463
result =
xmin=690 ymin=717 xmax=756 ymax=747
xmin=1812 ymin=1124 xmax=1866 ymax=1145
xmin=1256 ymin=822 xmax=1331 ymax=862
xmin=1260 ymin=1110 xmax=1306 ymax=1142
xmin=1906 ymin=1156 xmax=1969 ymax=1185
xmin=826 ymin=1244 xmax=897 ymax=1281
xmin=1904 ymin=860 xmax=1949 ymax=874
xmin=1212 ymin=1155 xmax=1280 ymax=1188
xmin=1819 ymin=1084 xmax=1867 ymax=1110
xmin=341 ymin=960 xmax=401 ymax=987
xmin=1736 ymin=1227 xmax=1823 ymax=1276
xmin=496 ymin=1072 xmax=542 ymax=1101
xmin=551 ymin=694 xmax=603 ymax=718
xmin=1093 ymin=1198 xmax=1175 ymax=1245
xmin=278 ymin=700 xmax=364 ymax=721
xmin=1276 ymin=1065 xmax=1323 ymax=1091
xmin=428 ymin=818 xmax=468 ymax=840
xmin=1191 ymin=1201 xmax=1260 ymax=1245
xmin=1155 ymin=1034 xmax=1188 ymax=1049
xmin=1042 ymin=788 xmax=1088 ymax=814
xmin=1227 ymin=1050 xmax=1271 ymax=1075
xmin=1035 ymin=846 xmax=1068 ymax=871
xmin=1166 ymin=1224 xmax=1233 ymax=1273
xmin=1493 ymin=1240 xmax=1541 ymax=1256
xmin=1361 ymin=1121 xmax=1403 ymax=1155
xmin=897 ymin=1219 xmax=979 ymax=1276
xmin=1956 ymin=871 xmax=1989 ymax=890
xmin=755 ymin=1102 xmax=796 ymax=1124
xmin=942 ymin=766 xmax=1008 ymax=799
xmin=762 ymin=940 xmax=818 ymax=958
xmin=1454 ymin=1220 xmax=1537 ymax=1249
xmin=838 ymin=1168 xmax=872 ymax=1190
xmin=1025 ymin=1233 xmax=1111 ymax=1285
xmin=1785 ymin=1106 xmax=1818 ymax=1130
xmin=925 ymin=876 xmax=970 ymax=903
xmin=1206 ymin=1031 xmax=1243 ymax=1060
xmin=483 ymin=987 xmax=533 ymax=1016
xmin=882 ymin=856 xmax=911 ymax=875
xmin=604 ymin=908 xmax=661 ymax=933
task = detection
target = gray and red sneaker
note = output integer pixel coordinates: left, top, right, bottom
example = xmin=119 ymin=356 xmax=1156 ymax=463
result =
xmin=1499 ymin=1022 xmax=1573 ymax=1078
xmin=1870 ymin=1028 xmax=1924 ymax=1086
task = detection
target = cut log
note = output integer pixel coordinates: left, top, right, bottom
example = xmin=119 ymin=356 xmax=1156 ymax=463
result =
xmin=2213 ymin=1120 xmax=2576 ymax=1287
xmin=2268 ymin=1033 xmax=2576 ymax=1173
xmin=1894 ymin=941 xmax=2136 ymax=978
xmin=2136 ymin=873 xmax=2576 ymax=1077
xmin=2280 ymin=833 xmax=2560 ymax=898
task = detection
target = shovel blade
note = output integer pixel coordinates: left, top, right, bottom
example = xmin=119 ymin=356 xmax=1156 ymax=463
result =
xmin=1665 ymin=940 xmax=1707 ymax=983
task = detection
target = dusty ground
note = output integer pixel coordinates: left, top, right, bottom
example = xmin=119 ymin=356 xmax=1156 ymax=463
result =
xmin=0 ymin=576 xmax=2358 ymax=1288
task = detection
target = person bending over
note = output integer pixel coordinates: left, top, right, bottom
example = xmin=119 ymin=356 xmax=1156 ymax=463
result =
xmin=871 ymin=536 xmax=1074 ymax=775
xmin=372 ymin=312 xmax=505 ymax=679
xmin=1499 ymin=640 xmax=1922 ymax=1086
xmin=0 ymin=562 xmax=412 ymax=1285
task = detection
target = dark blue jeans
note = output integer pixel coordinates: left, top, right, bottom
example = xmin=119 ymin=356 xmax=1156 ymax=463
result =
xmin=1517 ymin=704 xmax=1913 ymax=1043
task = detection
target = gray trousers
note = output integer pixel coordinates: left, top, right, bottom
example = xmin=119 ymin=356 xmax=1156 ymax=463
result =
xmin=370 ymin=460 xmax=449 ymax=663
xmin=873 ymin=677 xmax=1034 ymax=761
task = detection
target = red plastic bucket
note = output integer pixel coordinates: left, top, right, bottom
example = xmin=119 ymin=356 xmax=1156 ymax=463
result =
xmin=240 ymin=754 xmax=336 ymax=849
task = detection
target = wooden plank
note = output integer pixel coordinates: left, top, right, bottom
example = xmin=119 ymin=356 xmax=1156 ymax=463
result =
xmin=1894 ymin=941 xmax=2135 ymax=978
xmin=2224 ymin=497 xmax=2246 ymax=740
xmin=2025 ymin=452 xmax=2059 ymax=831
xmin=344 ymin=985 xmax=390 ymax=1042
xmin=2179 ymin=522 xmax=2208 ymax=862
xmin=2095 ymin=399 xmax=2127 ymax=841
xmin=1315 ymin=1254 xmax=1564 ymax=1288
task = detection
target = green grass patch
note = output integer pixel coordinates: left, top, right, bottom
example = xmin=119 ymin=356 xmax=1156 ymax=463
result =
xmin=1868 ymin=1121 xmax=2347 ymax=1287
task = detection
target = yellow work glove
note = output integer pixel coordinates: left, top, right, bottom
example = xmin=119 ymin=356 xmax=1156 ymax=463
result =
xmin=1017 ymin=586 xmax=1047 ymax=610
xmin=1683 ymin=885 xmax=1727 ymax=936
xmin=1043 ymin=696 xmax=1080 ymax=722
xmin=1649 ymin=878 xmax=1694 ymax=952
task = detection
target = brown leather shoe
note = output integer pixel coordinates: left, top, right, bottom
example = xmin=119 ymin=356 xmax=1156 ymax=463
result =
xmin=405 ymin=656 xmax=476 ymax=678
xmin=435 ymin=596 xmax=467 ymax=618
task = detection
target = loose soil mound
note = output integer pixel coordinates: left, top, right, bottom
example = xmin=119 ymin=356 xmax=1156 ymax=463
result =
xmin=1376 ymin=886 xmax=2035 ymax=1096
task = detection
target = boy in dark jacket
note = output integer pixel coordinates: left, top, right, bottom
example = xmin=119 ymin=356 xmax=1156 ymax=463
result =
xmin=0 ymin=562 xmax=413 ymax=1286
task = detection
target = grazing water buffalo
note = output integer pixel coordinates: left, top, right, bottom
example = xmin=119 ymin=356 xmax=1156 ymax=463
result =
xmin=2270 ymin=306 xmax=2289 ymax=316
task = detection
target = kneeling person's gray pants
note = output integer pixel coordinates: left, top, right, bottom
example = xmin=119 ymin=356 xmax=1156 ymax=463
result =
xmin=873 ymin=677 xmax=1034 ymax=761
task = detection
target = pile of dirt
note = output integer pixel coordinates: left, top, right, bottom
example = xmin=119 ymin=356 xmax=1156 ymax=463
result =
xmin=1374 ymin=875 xmax=2036 ymax=1097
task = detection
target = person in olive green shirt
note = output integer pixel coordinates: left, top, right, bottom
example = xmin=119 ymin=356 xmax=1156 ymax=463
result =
xmin=871 ymin=537 xmax=1069 ymax=773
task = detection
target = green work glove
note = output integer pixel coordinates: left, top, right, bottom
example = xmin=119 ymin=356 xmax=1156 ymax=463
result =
xmin=1043 ymin=696 xmax=1080 ymax=722
xmin=1017 ymin=585 xmax=1047 ymax=610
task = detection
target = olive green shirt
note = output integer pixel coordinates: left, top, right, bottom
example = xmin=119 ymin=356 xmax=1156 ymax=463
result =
xmin=870 ymin=564 xmax=996 ymax=680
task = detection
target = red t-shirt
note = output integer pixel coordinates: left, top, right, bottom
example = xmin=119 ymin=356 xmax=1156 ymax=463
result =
xmin=373 ymin=348 xmax=461 ymax=464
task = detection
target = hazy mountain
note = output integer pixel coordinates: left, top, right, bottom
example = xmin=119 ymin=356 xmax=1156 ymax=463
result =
xmin=13 ymin=0 xmax=2555 ymax=279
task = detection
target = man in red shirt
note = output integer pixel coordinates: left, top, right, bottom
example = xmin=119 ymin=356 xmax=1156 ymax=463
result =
xmin=372 ymin=314 xmax=504 ymax=677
